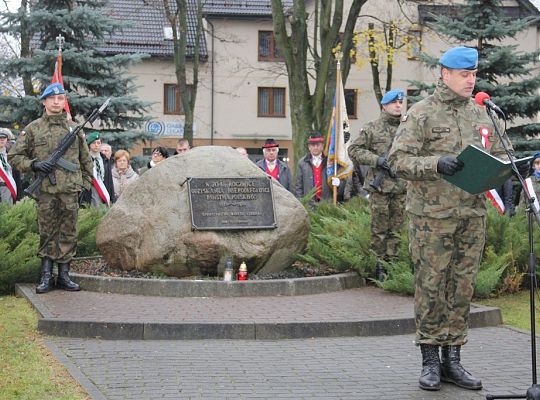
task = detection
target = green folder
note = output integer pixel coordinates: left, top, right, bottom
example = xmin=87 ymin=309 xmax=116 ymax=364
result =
xmin=443 ymin=144 xmax=532 ymax=195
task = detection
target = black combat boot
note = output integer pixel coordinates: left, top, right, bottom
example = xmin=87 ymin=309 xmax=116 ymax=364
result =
xmin=56 ymin=262 xmax=81 ymax=291
xmin=375 ymin=261 xmax=386 ymax=282
xmin=419 ymin=344 xmax=441 ymax=391
xmin=36 ymin=257 xmax=55 ymax=294
xmin=440 ymin=345 xmax=482 ymax=390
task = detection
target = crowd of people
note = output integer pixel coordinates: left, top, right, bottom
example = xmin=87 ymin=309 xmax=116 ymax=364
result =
xmin=1 ymin=44 xmax=537 ymax=394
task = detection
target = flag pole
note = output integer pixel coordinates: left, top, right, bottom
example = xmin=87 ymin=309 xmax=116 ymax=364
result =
xmin=333 ymin=52 xmax=342 ymax=206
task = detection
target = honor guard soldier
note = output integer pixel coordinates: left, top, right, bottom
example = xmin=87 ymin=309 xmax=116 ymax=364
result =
xmin=9 ymin=83 xmax=93 ymax=294
xmin=348 ymin=90 xmax=407 ymax=280
xmin=387 ymin=46 xmax=514 ymax=391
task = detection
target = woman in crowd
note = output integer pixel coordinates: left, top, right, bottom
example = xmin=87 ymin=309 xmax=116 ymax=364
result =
xmin=112 ymin=149 xmax=139 ymax=199
xmin=139 ymin=146 xmax=169 ymax=175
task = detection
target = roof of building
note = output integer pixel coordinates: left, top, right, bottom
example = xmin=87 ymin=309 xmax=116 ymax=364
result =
xmin=97 ymin=0 xmax=207 ymax=57
xmin=203 ymin=0 xmax=293 ymax=17
xmin=98 ymin=0 xmax=293 ymax=56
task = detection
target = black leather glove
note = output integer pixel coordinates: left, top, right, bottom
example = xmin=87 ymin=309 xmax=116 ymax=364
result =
xmin=31 ymin=160 xmax=54 ymax=174
xmin=517 ymin=162 xmax=530 ymax=178
xmin=376 ymin=156 xmax=390 ymax=170
xmin=437 ymin=156 xmax=464 ymax=176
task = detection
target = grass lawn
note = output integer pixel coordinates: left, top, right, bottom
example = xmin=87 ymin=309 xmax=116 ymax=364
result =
xmin=478 ymin=290 xmax=540 ymax=332
xmin=0 ymin=296 xmax=90 ymax=400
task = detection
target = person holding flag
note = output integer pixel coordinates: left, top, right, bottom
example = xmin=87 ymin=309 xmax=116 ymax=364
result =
xmin=325 ymin=54 xmax=353 ymax=204
xmin=0 ymin=128 xmax=17 ymax=204
xmin=348 ymin=89 xmax=408 ymax=282
xmin=295 ymin=132 xmax=332 ymax=204
xmin=9 ymin=82 xmax=93 ymax=294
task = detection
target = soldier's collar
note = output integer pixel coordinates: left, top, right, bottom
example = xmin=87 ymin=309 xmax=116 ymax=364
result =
xmin=435 ymin=80 xmax=470 ymax=105
xmin=381 ymin=110 xmax=401 ymax=126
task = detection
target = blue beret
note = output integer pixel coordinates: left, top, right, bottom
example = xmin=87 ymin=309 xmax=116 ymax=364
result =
xmin=531 ymin=151 xmax=540 ymax=163
xmin=40 ymin=83 xmax=65 ymax=100
xmin=380 ymin=89 xmax=405 ymax=105
xmin=439 ymin=46 xmax=478 ymax=70
xmin=86 ymin=131 xmax=101 ymax=145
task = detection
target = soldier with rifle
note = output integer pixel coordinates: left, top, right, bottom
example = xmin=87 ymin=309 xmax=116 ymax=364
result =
xmin=348 ymin=89 xmax=407 ymax=281
xmin=9 ymin=83 xmax=94 ymax=294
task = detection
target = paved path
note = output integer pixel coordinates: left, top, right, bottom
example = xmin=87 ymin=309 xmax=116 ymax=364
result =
xmin=47 ymin=326 xmax=536 ymax=400
xmin=17 ymin=285 xmax=500 ymax=340
xmin=16 ymin=281 xmax=526 ymax=399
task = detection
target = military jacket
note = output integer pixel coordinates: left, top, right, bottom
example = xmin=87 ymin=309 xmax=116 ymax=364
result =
xmin=387 ymin=80 xmax=509 ymax=218
xmin=8 ymin=112 xmax=93 ymax=194
xmin=348 ymin=111 xmax=407 ymax=194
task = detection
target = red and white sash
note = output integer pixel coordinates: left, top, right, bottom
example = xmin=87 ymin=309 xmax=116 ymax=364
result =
xmin=92 ymin=164 xmax=110 ymax=206
xmin=0 ymin=162 xmax=17 ymax=200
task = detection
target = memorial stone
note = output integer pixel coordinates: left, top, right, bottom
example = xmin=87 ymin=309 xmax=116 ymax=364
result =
xmin=96 ymin=146 xmax=310 ymax=277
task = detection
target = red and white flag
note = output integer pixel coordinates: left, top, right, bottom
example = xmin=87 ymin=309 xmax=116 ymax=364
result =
xmin=51 ymin=52 xmax=72 ymax=119
xmin=479 ymin=126 xmax=507 ymax=214
xmin=524 ymin=178 xmax=540 ymax=213
xmin=0 ymin=162 xmax=17 ymax=200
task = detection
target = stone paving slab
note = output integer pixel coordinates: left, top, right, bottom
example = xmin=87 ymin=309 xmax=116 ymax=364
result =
xmin=47 ymin=326 xmax=538 ymax=400
xmin=17 ymin=284 xmax=502 ymax=340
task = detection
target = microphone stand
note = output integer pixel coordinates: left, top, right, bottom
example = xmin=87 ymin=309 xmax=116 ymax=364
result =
xmin=484 ymin=105 xmax=540 ymax=400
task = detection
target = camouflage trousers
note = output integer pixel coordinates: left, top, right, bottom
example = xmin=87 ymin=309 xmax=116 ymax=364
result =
xmin=370 ymin=191 xmax=406 ymax=260
xmin=37 ymin=192 xmax=79 ymax=262
xmin=409 ymin=214 xmax=485 ymax=346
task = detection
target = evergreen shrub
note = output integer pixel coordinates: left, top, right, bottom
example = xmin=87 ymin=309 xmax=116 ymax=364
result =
xmin=296 ymin=197 xmax=377 ymax=277
xmin=378 ymin=203 xmax=538 ymax=298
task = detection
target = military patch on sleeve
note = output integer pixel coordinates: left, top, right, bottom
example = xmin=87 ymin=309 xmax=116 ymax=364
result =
xmin=401 ymin=115 xmax=408 ymax=122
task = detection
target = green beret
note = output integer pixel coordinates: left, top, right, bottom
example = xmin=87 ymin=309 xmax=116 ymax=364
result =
xmin=86 ymin=131 xmax=101 ymax=145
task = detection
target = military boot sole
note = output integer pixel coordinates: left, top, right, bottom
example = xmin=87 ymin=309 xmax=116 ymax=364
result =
xmin=419 ymin=382 xmax=441 ymax=391
xmin=440 ymin=375 xmax=482 ymax=390
xmin=56 ymin=283 xmax=81 ymax=291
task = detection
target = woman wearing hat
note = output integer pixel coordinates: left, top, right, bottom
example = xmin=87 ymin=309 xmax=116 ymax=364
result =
xmin=255 ymin=139 xmax=292 ymax=192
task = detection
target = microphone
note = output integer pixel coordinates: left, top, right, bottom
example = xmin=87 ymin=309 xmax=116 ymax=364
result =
xmin=474 ymin=92 xmax=504 ymax=115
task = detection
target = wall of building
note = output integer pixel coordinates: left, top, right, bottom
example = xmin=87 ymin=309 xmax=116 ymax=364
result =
xmin=125 ymin=0 xmax=539 ymax=164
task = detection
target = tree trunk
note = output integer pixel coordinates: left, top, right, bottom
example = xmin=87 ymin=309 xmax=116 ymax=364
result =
xmin=19 ymin=0 xmax=33 ymax=97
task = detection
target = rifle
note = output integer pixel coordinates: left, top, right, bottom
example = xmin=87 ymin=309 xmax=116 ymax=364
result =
xmin=369 ymin=148 xmax=397 ymax=193
xmin=24 ymin=98 xmax=111 ymax=200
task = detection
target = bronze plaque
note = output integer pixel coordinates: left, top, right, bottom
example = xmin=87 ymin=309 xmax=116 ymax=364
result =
xmin=187 ymin=177 xmax=277 ymax=230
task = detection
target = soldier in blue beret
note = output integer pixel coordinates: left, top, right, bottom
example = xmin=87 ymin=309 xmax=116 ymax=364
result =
xmin=348 ymin=89 xmax=407 ymax=281
xmin=8 ymin=81 xmax=93 ymax=294
xmin=386 ymin=45 xmax=511 ymax=391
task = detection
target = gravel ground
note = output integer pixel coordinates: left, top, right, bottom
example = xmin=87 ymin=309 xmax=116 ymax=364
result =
xmin=71 ymin=257 xmax=348 ymax=281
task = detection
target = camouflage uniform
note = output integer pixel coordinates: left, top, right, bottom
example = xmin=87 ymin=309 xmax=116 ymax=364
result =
xmin=348 ymin=111 xmax=407 ymax=260
xmin=9 ymin=112 xmax=93 ymax=262
xmin=387 ymin=80 xmax=509 ymax=346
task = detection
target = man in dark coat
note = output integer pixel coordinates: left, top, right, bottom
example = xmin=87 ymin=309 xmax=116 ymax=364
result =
xmin=256 ymin=138 xmax=292 ymax=192
xmin=295 ymin=132 xmax=332 ymax=203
